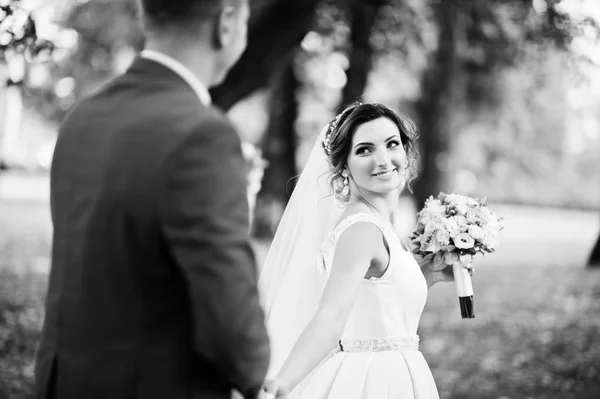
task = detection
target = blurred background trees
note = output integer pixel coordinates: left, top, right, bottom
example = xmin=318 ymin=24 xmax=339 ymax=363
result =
xmin=2 ymin=0 xmax=599 ymax=238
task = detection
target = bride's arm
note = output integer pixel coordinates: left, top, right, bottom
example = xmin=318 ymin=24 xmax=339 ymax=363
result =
xmin=273 ymin=222 xmax=383 ymax=394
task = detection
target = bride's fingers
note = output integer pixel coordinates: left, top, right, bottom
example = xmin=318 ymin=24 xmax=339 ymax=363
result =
xmin=266 ymin=379 xmax=278 ymax=389
xmin=263 ymin=380 xmax=278 ymax=398
xmin=438 ymin=265 xmax=454 ymax=281
xmin=432 ymin=253 xmax=447 ymax=271
xmin=462 ymin=262 xmax=473 ymax=275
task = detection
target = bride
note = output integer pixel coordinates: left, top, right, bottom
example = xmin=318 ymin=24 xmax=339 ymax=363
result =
xmin=259 ymin=102 xmax=456 ymax=398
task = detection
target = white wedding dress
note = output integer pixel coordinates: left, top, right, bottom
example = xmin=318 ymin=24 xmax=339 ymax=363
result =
xmin=292 ymin=212 xmax=440 ymax=399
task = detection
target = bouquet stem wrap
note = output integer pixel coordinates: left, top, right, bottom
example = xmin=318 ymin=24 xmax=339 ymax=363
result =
xmin=452 ymin=262 xmax=475 ymax=319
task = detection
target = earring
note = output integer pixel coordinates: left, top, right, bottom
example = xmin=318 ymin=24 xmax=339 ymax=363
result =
xmin=399 ymin=166 xmax=407 ymax=190
xmin=341 ymin=170 xmax=350 ymax=197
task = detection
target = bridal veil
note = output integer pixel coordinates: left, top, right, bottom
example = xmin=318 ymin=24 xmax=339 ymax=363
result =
xmin=258 ymin=125 xmax=342 ymax=377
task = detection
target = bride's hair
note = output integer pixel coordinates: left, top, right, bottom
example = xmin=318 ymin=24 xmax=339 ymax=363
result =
xmin=322 ymin=102 xmax=419 ymax=201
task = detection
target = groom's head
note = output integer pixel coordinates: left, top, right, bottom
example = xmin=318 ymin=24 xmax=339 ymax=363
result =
xmin=139 ymin=0 xmax=250 ymax=83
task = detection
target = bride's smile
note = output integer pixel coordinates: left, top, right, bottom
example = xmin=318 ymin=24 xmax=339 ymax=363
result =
xmin=372 ymin=168 xmax=398 ymax=178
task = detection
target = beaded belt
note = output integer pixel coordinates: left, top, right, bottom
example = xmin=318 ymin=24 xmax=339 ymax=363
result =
xmin=339 ymin=336 xmax=420 ymax=352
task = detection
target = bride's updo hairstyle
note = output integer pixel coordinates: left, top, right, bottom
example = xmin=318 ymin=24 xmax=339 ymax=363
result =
xmin=321 ymin=102 xmax=419 ymax=202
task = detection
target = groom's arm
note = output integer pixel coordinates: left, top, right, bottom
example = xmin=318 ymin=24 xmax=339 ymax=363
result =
xmin=160 ymin=117 xmax=270 ymax=399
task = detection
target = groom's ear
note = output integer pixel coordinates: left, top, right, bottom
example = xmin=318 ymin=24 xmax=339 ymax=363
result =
xmin=213 ymin=5 xmax=237 ymax=49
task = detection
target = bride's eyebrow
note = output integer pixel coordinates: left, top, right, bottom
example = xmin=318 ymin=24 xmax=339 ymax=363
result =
xmin=353 ymin=135 xmax=400 ymax=149
xmin=353 ymin=141 xmax=373 ymax=149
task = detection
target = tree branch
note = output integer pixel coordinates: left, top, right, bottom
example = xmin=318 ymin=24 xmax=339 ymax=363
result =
xmin=210 ymin=0 xmax=321 ymax=111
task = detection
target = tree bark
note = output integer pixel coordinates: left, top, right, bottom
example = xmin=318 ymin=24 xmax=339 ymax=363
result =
xmin=251 ymin=55 xmax=300 ymax=238
xmin=210 ymin=0 xmax=320 ymax=111
xmin=413 ymin=0 xmax=459 ymax=208
xmin=340 ymin=0 xmax=385 ymax=107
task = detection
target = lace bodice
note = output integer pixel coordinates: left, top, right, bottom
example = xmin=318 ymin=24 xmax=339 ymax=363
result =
xmin=321 ymin=212 xmax=428 ymax=342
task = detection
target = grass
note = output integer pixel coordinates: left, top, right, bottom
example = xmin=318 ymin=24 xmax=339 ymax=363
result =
xmin=0 ymin=202 xmax=49 ymax=398
xmin=420 ymin=264 xmax=600 ymax=399
xmin=1 ymin=200 xmax=600 ymax=398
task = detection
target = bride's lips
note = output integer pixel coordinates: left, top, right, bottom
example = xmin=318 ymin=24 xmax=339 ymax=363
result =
xmin=372 ymin=168 xmax=398 ymax=178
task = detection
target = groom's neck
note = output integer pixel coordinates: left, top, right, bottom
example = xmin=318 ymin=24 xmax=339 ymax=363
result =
xmin=144 ymin=36 xmax=218 ymax=88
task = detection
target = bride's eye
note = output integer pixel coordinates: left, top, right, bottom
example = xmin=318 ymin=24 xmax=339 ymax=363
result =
xmin=356 ymin=146 xmax=371 ymax=155
xmin=388 ymin=140 xmax=400 ymax=149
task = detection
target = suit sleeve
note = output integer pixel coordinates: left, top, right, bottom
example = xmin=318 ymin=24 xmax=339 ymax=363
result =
xmin=159 ymin=117 xmax=270 ymax=398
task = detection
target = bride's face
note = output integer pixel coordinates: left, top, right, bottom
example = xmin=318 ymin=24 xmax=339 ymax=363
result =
xmin=345 ymin=117 xmax=407 ymax=197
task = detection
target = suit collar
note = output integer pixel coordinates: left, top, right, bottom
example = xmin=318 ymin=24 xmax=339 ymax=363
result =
xmin=134 ymin=50 xmax=212 ymax=107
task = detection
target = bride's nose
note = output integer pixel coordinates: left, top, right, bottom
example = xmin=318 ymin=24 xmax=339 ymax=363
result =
xmin=374 ymin=148 xmax=392 ymax=167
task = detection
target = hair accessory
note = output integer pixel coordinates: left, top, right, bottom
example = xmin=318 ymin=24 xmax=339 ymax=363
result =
xmin=321 ymin=113 xmax=342 ymax=156
xmin=322 ymin=102 xmax=363 ymax=156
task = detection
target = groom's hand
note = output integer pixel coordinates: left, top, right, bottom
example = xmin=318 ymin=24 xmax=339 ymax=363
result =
xmin=262 ymin=378 xmax=288 ymax=399
xmin=231 ymin=387 xmax=276 ymax=399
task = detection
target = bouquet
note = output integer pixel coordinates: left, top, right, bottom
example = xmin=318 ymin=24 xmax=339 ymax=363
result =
xmin=410 ymin=193 xmax=503 ymax=319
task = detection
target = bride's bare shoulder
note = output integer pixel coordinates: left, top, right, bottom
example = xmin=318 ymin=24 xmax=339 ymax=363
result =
xmin=332 ymin=204 xmax=384 ymax=252
xmin=334 ymin=203 xmax=374 ymax=228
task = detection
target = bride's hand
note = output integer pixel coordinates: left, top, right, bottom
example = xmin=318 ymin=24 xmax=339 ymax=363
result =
xmin=262 ymin=378 xmax=289 ymax=399
xmin=410 ymin=242 xmax=443 ymax=273
xmin=417 ymin=252 xmax=453 ymax=283
xmin=411 ymin=243 xmax=473 ymax=286
xmin=426 ymin=256 xmax=474 ymax=286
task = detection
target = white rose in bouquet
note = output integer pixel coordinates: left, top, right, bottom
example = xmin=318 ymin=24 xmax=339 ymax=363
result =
xmin=467 ymin=225 xmax=486 ymax=241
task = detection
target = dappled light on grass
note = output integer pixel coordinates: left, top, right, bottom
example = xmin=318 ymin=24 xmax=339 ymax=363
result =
xmin=0 ymin=258 xmax=47 ymax=396
xmin=420 ymin=264 xmax=600 ymax=399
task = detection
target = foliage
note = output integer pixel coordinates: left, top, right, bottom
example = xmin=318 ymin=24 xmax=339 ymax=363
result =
xmin=22 ymin=0 xmax=144 ymax=123
xmin=448 ymin=44 xmax=600 ymax=209
xmin=0 ymin=0 xmax=54 ymax=66
xmin=290 ymin=0 xmax=600 ymax=211
xmin=3 ymin=0 xmax=600 ymax=210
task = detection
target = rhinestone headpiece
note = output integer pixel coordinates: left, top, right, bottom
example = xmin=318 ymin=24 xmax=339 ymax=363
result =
xmin=322 ymin=112 xmax=343 ymax=156
xmin=322 ymin=102 xmax=362 ymax=156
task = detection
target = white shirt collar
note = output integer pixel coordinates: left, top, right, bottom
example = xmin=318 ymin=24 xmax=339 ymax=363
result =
xmin=140 ymin=49 xmax=212 ymax=107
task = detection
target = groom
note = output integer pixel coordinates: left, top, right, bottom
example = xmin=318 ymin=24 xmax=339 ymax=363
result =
xmin=34 ymin=0 xmax=270 ymax=398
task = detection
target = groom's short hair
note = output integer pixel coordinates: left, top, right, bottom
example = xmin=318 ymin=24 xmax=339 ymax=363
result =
xmin=139 ymin=0 xmax=243 ymax=32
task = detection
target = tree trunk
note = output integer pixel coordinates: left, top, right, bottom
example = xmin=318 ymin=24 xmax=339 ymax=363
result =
xmin=210 ymin=0 xmax=320 ymax=111
xmin=589 ymin=217 xmax=600 ymax=267
xmin=413 ymin=0 xmax=459 ymax=208
xmin=340 ymin=0 xmax=385 ymax=107
xmin=251 ymin=56 xmax=300 ymax=238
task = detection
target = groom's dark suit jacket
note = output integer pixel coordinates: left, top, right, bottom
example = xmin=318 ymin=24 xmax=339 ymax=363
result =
xmin=34 ymin=57 xmax=270 ymax=399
